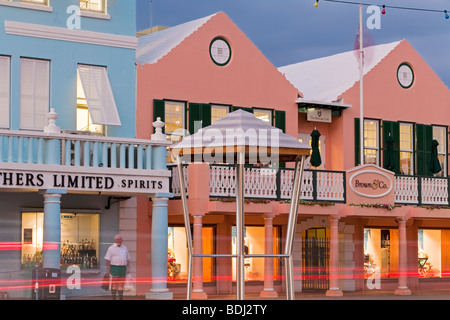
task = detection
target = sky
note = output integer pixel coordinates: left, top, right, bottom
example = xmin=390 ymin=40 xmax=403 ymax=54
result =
xmin=135 ymin=0 xmax=450 ymax=88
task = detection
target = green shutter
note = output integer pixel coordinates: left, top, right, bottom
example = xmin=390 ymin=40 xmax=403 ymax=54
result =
xmin=355 ymin=118 xmax=360 ymax=166
xmin=189 ymin=103 xmax=211 ymax=134
xmin=232 ymin=106 xmax=253 ymax=113
xmin=382 ymin=121 xmax=400 ymax=174
xmin=416 ymin=124 xmax=433 ymax=176
xmin=274 ymin=110 xmax=286 ymax=133
xmin=153 ymin=99 xmax=165 ymax=133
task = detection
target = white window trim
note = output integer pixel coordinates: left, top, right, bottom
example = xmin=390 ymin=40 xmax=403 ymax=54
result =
xmin=165 ymin=101 xmax=185 ymax=137
xmin=80 ymin=10 xmax=110 ymax=20
xmin=20 ymin=58 xmax=50 ymax=131
xmin=0 ymin=0 xmax=52 ymax=12
xmin=0 ymin=56 xmax=11 ymax=129
xmin=77 ymin=64 xmax=121 ymax=127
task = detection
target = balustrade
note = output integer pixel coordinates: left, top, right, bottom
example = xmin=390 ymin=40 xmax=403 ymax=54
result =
xmin=0 ymin=129 xmax=166 ymax=171
xmin=169 ymin=163 xmax=450 ymax=207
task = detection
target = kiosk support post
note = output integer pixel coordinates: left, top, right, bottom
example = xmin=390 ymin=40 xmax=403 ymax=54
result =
xmin=284 ymin=156 xmax=306 ymax=300
xmin=176 ymin=155 xmax=194 ymax=300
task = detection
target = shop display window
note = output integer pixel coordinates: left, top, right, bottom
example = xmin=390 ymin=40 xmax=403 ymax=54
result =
xmin=364 ymin=228 xmax=398 ymax=279
xmin=167 ymin=226 xmax=215 ymax=282
xmin=418 ymin=229 xmax=450 ymax=278
xmin=21 ymin=212 xmax=100 ymax=269
xmin=231 ymin=226 xmax=281 ymax=282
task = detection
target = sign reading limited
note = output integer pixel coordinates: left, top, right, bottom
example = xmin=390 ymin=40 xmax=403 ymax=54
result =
xmin=0 ymin=170 xmax=168 ymax=195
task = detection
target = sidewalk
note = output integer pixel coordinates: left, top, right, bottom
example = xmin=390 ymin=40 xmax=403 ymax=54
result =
xmin=65 ymin=289 xmax=450 ymax=300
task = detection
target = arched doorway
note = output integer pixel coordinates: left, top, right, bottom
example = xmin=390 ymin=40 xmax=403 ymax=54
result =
xmin=302 ymin=227 xmax=330 ymax=290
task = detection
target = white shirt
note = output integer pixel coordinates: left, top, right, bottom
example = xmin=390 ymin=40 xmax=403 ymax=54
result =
xmin=104 ymin=244 xmax=130 ymax=266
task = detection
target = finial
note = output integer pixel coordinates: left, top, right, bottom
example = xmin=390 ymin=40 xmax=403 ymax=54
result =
xmin=151 ymin=117 xmax=166 ymax=141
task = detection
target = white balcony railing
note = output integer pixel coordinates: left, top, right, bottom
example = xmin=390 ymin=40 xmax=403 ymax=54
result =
xmin=170 ymin=164 xmax=450 ymax=207
xmin=0 ymin=129 xmax=167 ymax=170
xmin=169 ymin=164 xmax=346 ymax=203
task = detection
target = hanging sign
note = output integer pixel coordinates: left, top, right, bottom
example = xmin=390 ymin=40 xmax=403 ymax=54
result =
xmin=307 ymin=108 xmax=332 ymax=123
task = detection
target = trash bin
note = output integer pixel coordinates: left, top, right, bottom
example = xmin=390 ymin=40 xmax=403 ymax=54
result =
xmin=31 ymin=268 xmax=61 ymax=300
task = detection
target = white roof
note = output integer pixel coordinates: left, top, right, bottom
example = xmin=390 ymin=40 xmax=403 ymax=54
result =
xmin=136 ymin=13 xmax=218 ymax=65
xmin=278 ymin=40 xmax=403 ymax=102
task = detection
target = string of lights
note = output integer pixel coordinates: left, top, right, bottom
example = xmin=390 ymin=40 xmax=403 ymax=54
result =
xmin=313 ymin=0 xmax=449 ymax=19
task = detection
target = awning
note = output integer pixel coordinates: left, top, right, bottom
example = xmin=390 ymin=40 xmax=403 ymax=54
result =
xmin=297 ymin=98 xmax=352 ymax=115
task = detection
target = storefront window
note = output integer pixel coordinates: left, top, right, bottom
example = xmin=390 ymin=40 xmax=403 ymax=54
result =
xmin=21 ymin=212 xmax=44 ymax=269
xmin=364 ymin=228 xmax=398 ymax=279
xmin=21 ymin=212 xmax=100 ymax=269
xmin=231 ymin=226 xmax=281 ymax=282
xmin=418 ymin=229 xmax=450 ymax=278
xmin=167 ymin=226 xmax=215 ymax=282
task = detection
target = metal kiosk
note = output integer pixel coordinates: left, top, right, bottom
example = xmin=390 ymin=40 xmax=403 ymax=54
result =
xmin=170 ymin=110 xmax=310 ymax=300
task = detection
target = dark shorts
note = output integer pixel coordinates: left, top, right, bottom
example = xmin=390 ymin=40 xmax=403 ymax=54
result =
xmin=110 ymin=265 xmax=127 ymax=278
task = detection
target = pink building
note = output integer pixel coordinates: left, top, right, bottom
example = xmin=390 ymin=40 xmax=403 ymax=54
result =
xmin=136 ymin=11 xmax=450 ymax=298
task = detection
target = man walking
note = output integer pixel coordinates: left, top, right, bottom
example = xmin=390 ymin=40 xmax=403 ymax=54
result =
xmin=105 ymin=234 xmax=131 ymax=300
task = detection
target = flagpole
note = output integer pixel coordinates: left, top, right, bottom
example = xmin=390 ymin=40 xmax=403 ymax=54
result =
xmin=359 ymin=4 xmax=364 ymax=166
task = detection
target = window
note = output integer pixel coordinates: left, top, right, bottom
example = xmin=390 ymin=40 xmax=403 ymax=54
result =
xmin=0 ymin=56 xmax=10 ymax=128
xmin=231 ymin=226 xmax=281 ymax=282
xmin=364 ymin=228 xmax=398 ymax=279
xmin=418 ymin=229 xmax=450 ymax=278
xmin=20 ymin=58 xmax=50 ymax=131
xmin=167 ymin=226 xmax=214 ymax=282
xmin=364 ymin=119 xmax=379 ymax=165
xmin=77 ymin=64 xmax=121 ymax=128
xmin=21 ymin=0 xmax=48 ymax=5
xmin=253 ymin=109 xmax=272 ymax=124
xmin=399 ymin=123 xmax=413 ymax=175
xmin=76 ymin=72 xmax=104 ymax=134
xmin=21 ymin=212 xmax=100 ymax=269
xmin=80 ymin=0 xmax=105 ymax=13
xmin=211 ymin=105 xmax=229 ymax=123
xmin=164 ymin=101 xmax=185 ymax=143
xmin=433 ymin=126 xmax=447 ymax=177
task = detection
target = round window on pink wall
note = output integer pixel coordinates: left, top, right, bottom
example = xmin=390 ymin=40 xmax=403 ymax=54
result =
xmin=209 ymin=37 xmax=232 ymax=66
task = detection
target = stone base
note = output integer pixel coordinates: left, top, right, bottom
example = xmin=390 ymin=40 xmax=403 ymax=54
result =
xmin=192 ymin=290 xmax=208 ymax=300
xmin=260 ymin=289 xmax=278 ymax=298
xmin=145 ymin=289 xmax=174 ymax=300
xmin=394 ymin=287 xmax=411 ymax=296
xmin=325 ymin=289 xmax=344 ymax=297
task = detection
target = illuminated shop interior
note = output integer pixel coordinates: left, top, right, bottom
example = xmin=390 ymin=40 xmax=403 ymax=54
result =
xmin=21 ymin=212 xmax=100 ymax=269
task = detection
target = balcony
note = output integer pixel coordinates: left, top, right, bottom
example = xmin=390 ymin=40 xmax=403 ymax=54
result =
xmin=169 ymin=164 xmax=450 ymax=207
xmin=0 ymin=125 xmax=171 ymax=196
